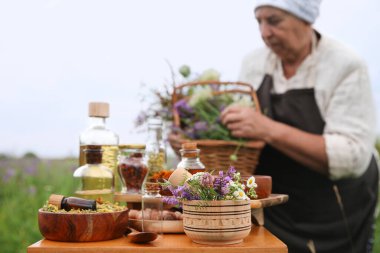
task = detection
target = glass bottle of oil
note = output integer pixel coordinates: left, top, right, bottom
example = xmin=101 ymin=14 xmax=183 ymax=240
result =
xmin=145 ymin=117 xmax=166 ymax=181
xmin=176 ymin=142 xmax=206 ymax=174
xmin=79 ymin=102 xmax=120 ymax=191
xmin=73 ymin=145 xmax=114 ymax=202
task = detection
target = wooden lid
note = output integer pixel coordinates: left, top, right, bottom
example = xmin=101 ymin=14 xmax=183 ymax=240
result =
xmin=181 ymin=142 xmax=197 ymax=150
xmin=48 ymin=194 xmax=64 ymax=209
xmin=88 ymin=102 xmax=109 ymax=118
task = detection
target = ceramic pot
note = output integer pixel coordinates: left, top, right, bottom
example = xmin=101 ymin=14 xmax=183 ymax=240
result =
xmin=182 ymin=200 xmax=251 ymax=245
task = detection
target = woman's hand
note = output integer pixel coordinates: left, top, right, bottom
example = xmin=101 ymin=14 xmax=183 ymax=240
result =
xmin=221 ymin=105 xmax=328 ymax=175
xmin=220 ymin=105 xmax=274 ymax=141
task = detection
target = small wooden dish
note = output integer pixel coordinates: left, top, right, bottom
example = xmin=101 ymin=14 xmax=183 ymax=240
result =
xmin=129 ymin=219 xmax=184 ymax=234
xmin=38 ymin=208 xmax=129 ymax=242
xmin=242 ymin=175 xmax=272 ymax=199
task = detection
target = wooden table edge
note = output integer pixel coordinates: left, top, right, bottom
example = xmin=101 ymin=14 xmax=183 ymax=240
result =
xmin=27 ymin=226 xmax=287 ymax=253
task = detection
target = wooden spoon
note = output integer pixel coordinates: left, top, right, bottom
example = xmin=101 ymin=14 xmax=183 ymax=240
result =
xmin=124 ymin=227 xmax=158 ymax=243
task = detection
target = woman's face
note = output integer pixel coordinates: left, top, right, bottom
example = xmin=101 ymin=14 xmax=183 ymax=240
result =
xmin=255 ymin=6 xmax=312 ymax=63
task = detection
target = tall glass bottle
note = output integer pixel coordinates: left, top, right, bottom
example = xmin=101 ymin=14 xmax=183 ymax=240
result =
xmin=79 ymin=102 xmax=120 ymax=192
xmin=176 ymin=142 xmax=206 ymax=174
xmin=73 ymin=145 xmax=114 ymax=202
xmin=145 ymin=118 xmax=166 ymax=180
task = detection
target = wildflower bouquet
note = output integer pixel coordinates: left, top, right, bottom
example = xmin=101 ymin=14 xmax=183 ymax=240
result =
xmin=136 ymin=64 xmax=264 ymax=175
xmin=135 ymin=65 xmax=254 ymax=142
xmin=163 ymin=166 xmax=257 ymax=206
xmin=173 ymin=83 xmax=254 ymax=141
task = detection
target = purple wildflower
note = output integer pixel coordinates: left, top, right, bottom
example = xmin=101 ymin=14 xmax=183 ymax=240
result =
xmin=184 ymin=128 xmax=195 ymax=139
xmin=213 ymin=174 xmax=230 ymax=199
xmin=182 ymin=188 xmax=200 ymax=200
xmin=194 ymin=121 xmax=208 ymax=132
xmin=3 ymin=168 xmax=15 ymax=183
xmin=220 ymin=185 xmax=229 ymax=195
xmin=174 ymin=99 xmax=193 ymax=117
xmin=25 ymin=165 xmax=37 ymax=175
xmin=163 ymin=196 xmax=179 ymax=206
xmin=227 ymin=166 xmax=236 ymax=178
xmin=201 ymin=173 xmax=214 ymax=187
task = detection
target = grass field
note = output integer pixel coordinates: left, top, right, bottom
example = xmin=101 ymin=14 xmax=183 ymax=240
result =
xmin=0 ymin=153 xmax=379 ymax=253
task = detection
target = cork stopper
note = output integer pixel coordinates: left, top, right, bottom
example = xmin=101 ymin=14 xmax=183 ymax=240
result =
xmin=144 ymin=182 xmax=161 ymax=194
xmin=119 ymin=144 xmax=146 ymax=150
xmin=182 ymin=142 xmax=197 ymax=150
xmin=88 ymin=102 xmax=109 ymax=118
xmin=180 ymin=142 xmax=199 ymax=158
xmin=48 ymin=194 xmax=64 ymax=209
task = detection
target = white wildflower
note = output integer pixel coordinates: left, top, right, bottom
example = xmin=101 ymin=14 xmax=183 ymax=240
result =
xmin=189 ymin=172 xmax=205 ymax=182
xmin=198 ymin=68 xmax=220 ymax=82
xmin=228 ymin=181 xmax=237 ymax=188
xmin=233 ymin=189 xmax=248 ymax=200
xmin=246 ymin=176 xmax=257 ymax=188
xmin=188 ymin=86 xmax=213 ymax=106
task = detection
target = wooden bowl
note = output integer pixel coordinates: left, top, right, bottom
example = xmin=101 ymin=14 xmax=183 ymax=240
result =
xmin=38 ymin=208 xmax=129 ymax=242
xmin=242 ymin=175 xmax=272 ymax=199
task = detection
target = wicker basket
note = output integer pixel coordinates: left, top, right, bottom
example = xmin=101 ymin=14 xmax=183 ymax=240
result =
xmin=171 ymin=81 xmax=265 ymax=176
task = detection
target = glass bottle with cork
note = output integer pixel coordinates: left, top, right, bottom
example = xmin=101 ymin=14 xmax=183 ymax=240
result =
xmin=141 ymin=182 xmax=163 ymax=236
xmin=176 ymin=142 xmax=206 ymax=174
xmin=117 ymin=144 xmax=149 ymax=194
xmin=145 ymin=117 xmax=166 ymax=181
xmin=79 ymin=102 xmax=120 ymax=191
xmin=48 ymin=194 xmax=96 ymax=211
xmin=73 ymin=145 xmax=114 ymax=202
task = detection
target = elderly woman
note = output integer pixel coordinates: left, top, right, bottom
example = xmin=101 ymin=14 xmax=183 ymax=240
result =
xmin=220 ymin=0 xmax=378 ymax=252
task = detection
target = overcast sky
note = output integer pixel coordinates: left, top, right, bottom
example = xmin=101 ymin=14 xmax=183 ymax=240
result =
xmin=0 ymin=0 xmax=379 ymax=158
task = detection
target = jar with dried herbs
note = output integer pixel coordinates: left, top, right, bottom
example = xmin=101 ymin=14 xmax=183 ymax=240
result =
xmin=145 ymin=118 xmax=166 ymax=180
xmin=118 ymin=144 xmax=149 ymax=194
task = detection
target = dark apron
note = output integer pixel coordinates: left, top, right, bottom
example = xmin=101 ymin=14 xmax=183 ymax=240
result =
xmin=255 ymin=74 xmax=379 ymax=253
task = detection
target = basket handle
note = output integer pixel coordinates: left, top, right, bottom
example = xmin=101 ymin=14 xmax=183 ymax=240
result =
xmin=172 ymin=81 xmax=262 ymax=128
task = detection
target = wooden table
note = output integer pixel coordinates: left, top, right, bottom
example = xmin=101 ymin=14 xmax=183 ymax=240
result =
xmin=27 ymin=226 xmax=287 ymax=253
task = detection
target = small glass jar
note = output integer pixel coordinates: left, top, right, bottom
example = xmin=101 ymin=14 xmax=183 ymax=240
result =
xmin=117 ymin=144 xmax=149 ymax=194
xmin=177 ymin=142 xmax=206 ymax=174
xmin=73 ymin=145 xmax=114 ymax=202
xmin=141 ymin=182 xmax=163 ymax=236
xmin=145 ymin=118 xmax=166 ymax=180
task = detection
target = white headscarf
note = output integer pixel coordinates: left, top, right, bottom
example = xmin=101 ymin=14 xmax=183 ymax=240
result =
xmin=255 ymin=0 xmax=322 ymax=24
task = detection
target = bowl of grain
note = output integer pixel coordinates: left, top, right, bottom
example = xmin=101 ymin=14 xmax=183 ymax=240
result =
xmin=38 ymin=202 xmax=129 ymax=242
